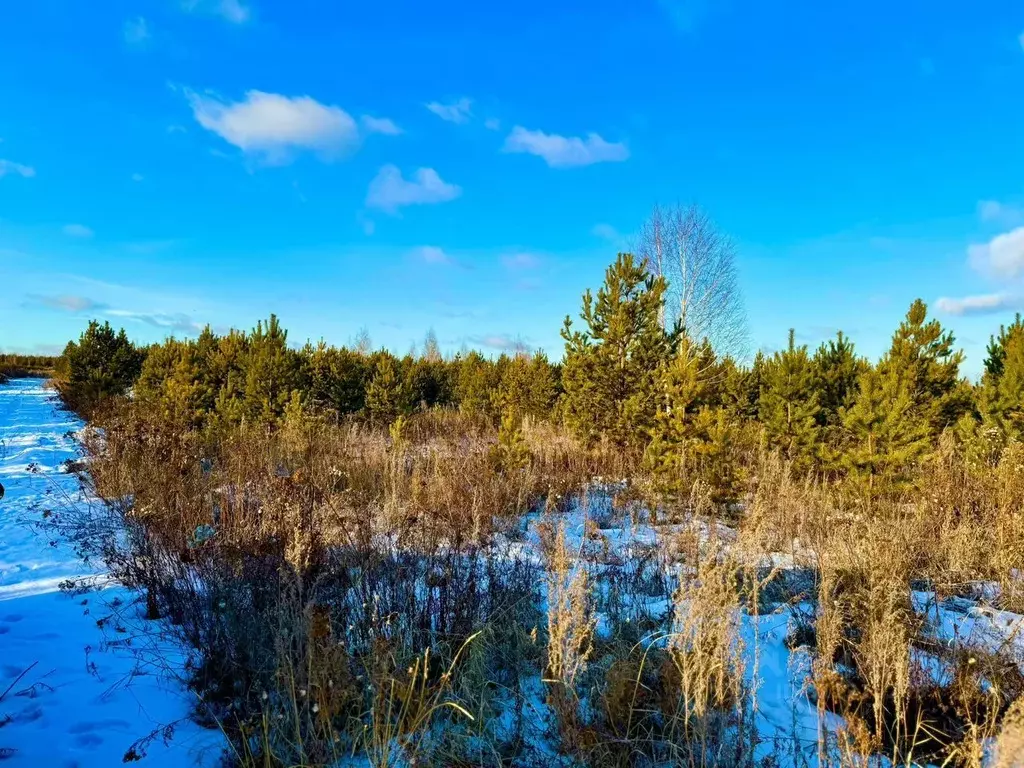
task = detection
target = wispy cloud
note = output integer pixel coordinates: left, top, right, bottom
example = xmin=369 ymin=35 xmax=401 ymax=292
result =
xmin=63 ymin=224 xmax=94 ymax=239
xmin=471 ymin=334 xmax=529 ymax=354
xmin=123 ymin=16 xmax=150 ymax=45
xmin=414 ymin=246 xmax=455 ymax=266
xmin=30 ymin=292 xmax=205 ymax=333
xmin=936 ymin=293 xmax=1022 ymax=316
xmin=33 ymin=294 xmax=106 ymax=313
xmin=360 ymin=115 xmax=402 ymax=135
xmin=0 ymin=159 xmax=35 ymax=178
xmin=968 ymin=226 xmax=1024 ymax=279
xmin=484 ymin=117 xmax=501 ymax=131
xmin=184 ymin=88 xmax=363 ymax=164
xmin=502 ymin=253 xmax=540 ymax=270
xmin=182 ymin=0 xmax=251 ymax=24
xmin=426 ymin=98 xmax=472 ymax=124
xmin=366 ymin=165 xmax=461 ymax=214
xmin=503 ymin=126 xmax=628 ymax=168
xmin=978 ymin=199 xmax=1024 ymax=226
xmin=106 ymin=309 xmax=205 ymax=334
xmin=131 ymin=173 xmax=144 ymax=182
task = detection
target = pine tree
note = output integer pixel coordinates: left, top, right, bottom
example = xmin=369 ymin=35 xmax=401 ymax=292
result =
xmin=812 ymin=331 xmax=863 ymax=427
xmin=306 ymin=342 xmax=368 ymax=415
xmin=759 ymin=330 xmax=821 ymax=472
xmin=455 ymin=351 xmax=498 ymax=418
xmin=490 ymin=411 xmax=531 ymax=473
xmin=492 ymin=351 xmax=559 ymax=421
xmin=979 ymin=315 xmax=1024 ymax=441
xmin=877 ymin=299 xmax=970 ymax=437
xmin=365 ymin=353 xmax=411 ymax=423
xmin=561 ymin=253 xmax=674 ymax=447
xmin=55 ymin=320 xmax=145 ymax=415
xmin=841 ymin=366 xmax=930 ymax=500
xmin=638 ymin=337 xmax=737 ymax=499
xmin=243 ymin=315 xmax=302 ymax=422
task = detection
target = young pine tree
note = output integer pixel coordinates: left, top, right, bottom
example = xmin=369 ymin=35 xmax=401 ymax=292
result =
xmin=561 ymin=254 xmax=674 ymax=448
xmin=243 ymin=315 xmax=303 ymax=422
xmin=841 ymin=366 xmax=930 ymax=501
xmin=877 ymin=299 xmax=970 ymax=438
xmin=812 ymin=331 xmax=863 ymax=427
xmin=759 ymin=330 xmax=821 ymax=473
xmin=979 ymin=314 xmax=1024 ymax=442
xmin=365 ymin=353 xmax=411 ymax=424
xmin=55 ymin=320 xmax=145 ymax=416
xmin=645 ymin=336 xmax=741 ymax=501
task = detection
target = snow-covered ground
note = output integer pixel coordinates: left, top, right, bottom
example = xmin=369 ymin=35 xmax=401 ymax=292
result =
xmin=0 ymin=379 xmax=220 ymax=766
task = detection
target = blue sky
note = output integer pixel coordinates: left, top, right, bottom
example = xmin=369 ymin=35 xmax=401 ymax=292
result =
xmin=1 ymin=0 xmax=1023 ymax=376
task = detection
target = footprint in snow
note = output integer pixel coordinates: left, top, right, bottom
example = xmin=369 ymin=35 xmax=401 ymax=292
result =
xmin=68 ymin=719 xmax=131 ymax=734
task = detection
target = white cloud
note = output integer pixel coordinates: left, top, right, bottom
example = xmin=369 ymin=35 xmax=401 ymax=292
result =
xmin=414 ymin=246 xmax=455 ymax=266
xmin=366 ymin=165 xmax=461 ymax=214
xmin=63 ymin=224 xmax=94 ymax=239
xmin=471 ymin=334 xmax=529 ymax=354
xmin=502 ymin=126 xmax=629 ymax=168
xmin=484 ymin=117 xmax=501 ymax=131
xmin=979 ymin=199 xmax=1024 ymax=225
xmin=123 ymin=16 xmax=150 ymax=45
xmin=936 ymin=293 xmax=1021 ymax=316
xmin=131 ymin=173 xmax=144 ymax=182
xmin=186 ymin=89 xmax=360 ymax=163
xmin=502 ymin=253 xmax=540 ymax=270
xmin=426 ymin=98 xmax=472 ymax=124
xmin=968 ymin=226 xmax=1024 ymax=279
xmin=0 ymin=159 xmax=35 ymax=178
xmin=182 ymin=0 xmax=251 ymax=24
xmin=360 ymin=115 xmax=402 ymax=135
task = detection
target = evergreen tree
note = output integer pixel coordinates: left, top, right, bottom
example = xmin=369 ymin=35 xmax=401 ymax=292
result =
xmin=645 ymin=336 xmax=740 ymax=499
xmin=55 ymin=320 xmax=145 ymax=415
xmin=492 ymin=351 xmax=560 ymax=421
xmin=135 ymin=337 xmax=206 ymax=425
xmin=243 ymin=315 xmax=302 ymax=422
xmin=983 ymin=314 xmax=1022 ymax=378
xmin=877 ymin=299 xmax=970 ymax=437
xmin=405 ymin=355 xmax=452 ymax=410
xmin=561 ymin=253 xmax=674 ymax=447
xmin=812 ymin=331 xmax=863 ymax=427
xmin=979 ymin=315 xmax=1024 ymax=441
xmin=455 ymin=351 xmax=498 ymax=418
xmin=759 ymin=330 xmax=821 ymax=472
xmin=841 ymin=366 xmax=930 ymax=499
xmin=365 ymin=353 xmax=411 ymax=423
xmin=490 ymin=411 xmax=531 ymax=473
xmin=306 ymin=342 xmax=368 ymax=415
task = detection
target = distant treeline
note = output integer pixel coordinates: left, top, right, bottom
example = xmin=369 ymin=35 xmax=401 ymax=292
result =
xmin=53 ymin=318 xmax=560 ymax=427
xmin=51 ymin=252 xmax=1024 ymax=503
xmin=0 ymin=353 xmax=59 ymax=382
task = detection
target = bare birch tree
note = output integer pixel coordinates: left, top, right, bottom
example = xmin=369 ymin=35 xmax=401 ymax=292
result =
xmin=635 ymin=203 xmax=749 ymax=360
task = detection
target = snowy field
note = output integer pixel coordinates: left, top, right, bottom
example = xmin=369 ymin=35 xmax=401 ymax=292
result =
xmin=0 ymin=379 xmax=220 ymax=766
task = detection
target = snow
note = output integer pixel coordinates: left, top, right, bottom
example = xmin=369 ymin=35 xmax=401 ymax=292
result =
xmin=0 ymin=379 xmax=221 ymax=766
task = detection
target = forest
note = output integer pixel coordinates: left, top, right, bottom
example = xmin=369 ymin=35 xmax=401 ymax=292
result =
xmin=30 ymin=210 xmax=1024 ymax=767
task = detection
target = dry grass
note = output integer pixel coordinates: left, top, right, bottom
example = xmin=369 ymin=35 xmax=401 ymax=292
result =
xmin=60 ymin=393 xmax=1024 ymax=767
